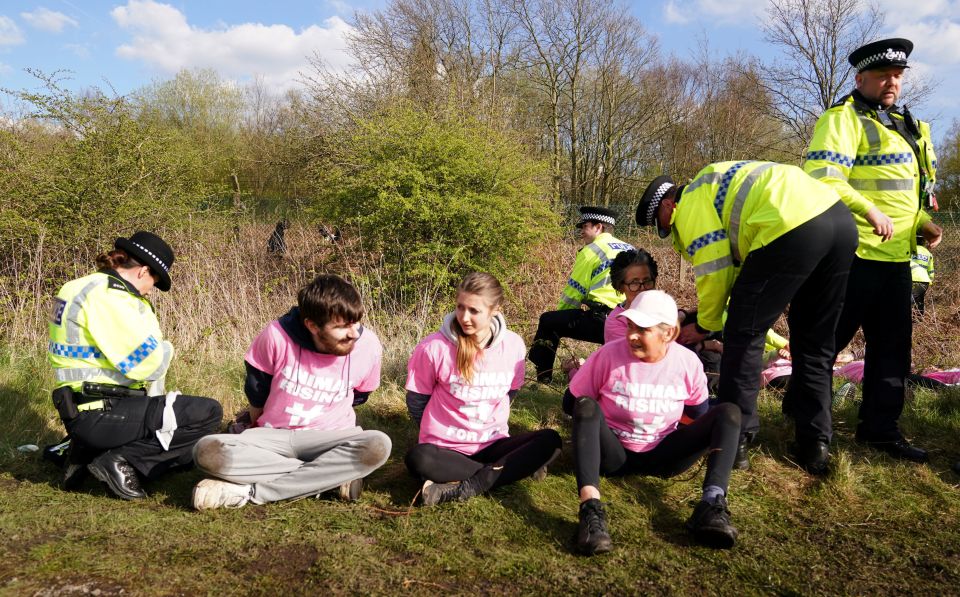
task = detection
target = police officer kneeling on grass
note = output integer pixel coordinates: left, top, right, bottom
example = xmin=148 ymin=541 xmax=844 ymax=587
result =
xmin=48 ymin=232 xmax=222 ymax=500
xmin=637 ymin=163 xmax=858 ymax=475
xmin=528 ymin=206 xmax=634 ymax=383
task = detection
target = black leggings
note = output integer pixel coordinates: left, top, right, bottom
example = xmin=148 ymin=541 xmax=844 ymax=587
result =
xmin=572 ymin=398 xmax=740 ymax=492
xmin=406 ymin=429 xmax=562 ymax=492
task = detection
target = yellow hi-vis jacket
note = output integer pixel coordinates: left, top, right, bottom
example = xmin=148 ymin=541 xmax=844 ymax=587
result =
xmin=558 ymin=232 xmax=634 ymax=311
xmin=670 ymin=161 xmax=839 ymax=332
xmin=911 ymin=246 xmax=934 ymax=284
xmin=48 ymin=271 xmax=173 ymax=391
xmin=804 ymin=94 xmax=936 ymax=262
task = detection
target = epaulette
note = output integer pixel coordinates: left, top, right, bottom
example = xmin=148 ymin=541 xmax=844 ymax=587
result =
xmin=831 ymin=93 xmax=853 ymax=109
xmin=107 ymin=278 xmax=127 ymax=292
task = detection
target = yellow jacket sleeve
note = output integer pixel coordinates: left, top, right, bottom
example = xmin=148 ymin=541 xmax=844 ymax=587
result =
xmin=82 ymin=286 xmax=172 ymax=382
xmin=804 ymin=106 xmax=875 ymax=217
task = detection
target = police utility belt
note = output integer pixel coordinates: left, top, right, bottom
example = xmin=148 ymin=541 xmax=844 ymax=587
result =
xmin=52 ymin=382 xmax=147 ymax=421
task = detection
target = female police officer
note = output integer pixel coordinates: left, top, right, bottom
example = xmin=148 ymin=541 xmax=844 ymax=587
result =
xmin=48 ymin=231 xmax=222 ymax=500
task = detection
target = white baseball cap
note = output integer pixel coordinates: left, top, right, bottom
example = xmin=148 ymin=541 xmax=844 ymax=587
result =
xmin=618 ymin=290 xmax=678 ymax=328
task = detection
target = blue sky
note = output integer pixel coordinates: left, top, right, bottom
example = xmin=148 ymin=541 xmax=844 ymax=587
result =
xmin=2 ymin=0 xmax=959 ymax=131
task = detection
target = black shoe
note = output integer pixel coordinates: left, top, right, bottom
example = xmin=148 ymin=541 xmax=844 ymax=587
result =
xmin=577 ymin=499 xmax=613 ymax=555
xmin=87 ymin=452 xmax=146 ymax=500
xmin=62 ymin=463 xmax=89 ymax=491
xmin=733 ymin=438 xmax=750 ymax=471
xmin=855 ymin=433 xmax=928 ymax=463
xmin=421 ymin=476 xmax=481 ymax=506
xmin=793 ymin=439 xmax=830 ymax=476
xmin=686 ymin=495 xmax=738 ymax=549
xmin=953 ymin=461 xmax=960 ymax=475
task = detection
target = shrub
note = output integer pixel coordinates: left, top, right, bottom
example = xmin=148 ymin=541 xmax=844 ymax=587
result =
xmin=306 ymin=103 xmax=560 ymax=303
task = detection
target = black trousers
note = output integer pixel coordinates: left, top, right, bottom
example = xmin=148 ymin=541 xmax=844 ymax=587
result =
xmin=834 ymin=258 xmax=913 ymax=440
xmin=719 ymin=202 xmax=858 ymax=443
xmin=67 ymin=394 xmax=222 ymax=479
xmin=529 ymin=307 xmax=607 ymax=382
xmin=572 ymin=398 xmax=741 ymax=492
xmin=405 ymin=429 xmax=562 ymax=492
xmin=911 ymin=282 xmax=929 ymax=315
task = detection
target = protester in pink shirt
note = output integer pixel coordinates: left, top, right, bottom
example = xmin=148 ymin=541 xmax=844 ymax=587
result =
xmin=405 ymin=273 xmax=562 ymax=506
xmin=190 ymin=274 xmax=392 ymax=509
xmin=567 ymin=290 xmax=741 ymax=555
xmin=603 ymin=249 xmax=659 ymax=344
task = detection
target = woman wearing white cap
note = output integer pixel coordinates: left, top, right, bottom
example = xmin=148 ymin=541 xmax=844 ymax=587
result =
xmin=566 ymin=290 xmax=741 ymax=555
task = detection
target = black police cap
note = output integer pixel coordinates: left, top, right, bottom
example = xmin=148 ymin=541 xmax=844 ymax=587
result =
xmin=849 ymin=38 xmax=913 ymax=73
xmin=636 ymin=175 xmax=676 ymax=239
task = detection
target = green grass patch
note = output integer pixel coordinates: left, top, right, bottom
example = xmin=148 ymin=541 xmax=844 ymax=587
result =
xmin=2 ymin=351 xmax=960 ymax=595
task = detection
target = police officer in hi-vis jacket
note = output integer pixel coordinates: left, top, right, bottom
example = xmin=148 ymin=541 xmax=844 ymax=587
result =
xmin=637 ymin=163 xmax=857 ymax=475
xmin=49 ymin=231 xmax=221 ymax=500
xmin=804 ymin=38 xmax=942 ymax=462
xmin=529 ymin=206 xmax=633 ymax=383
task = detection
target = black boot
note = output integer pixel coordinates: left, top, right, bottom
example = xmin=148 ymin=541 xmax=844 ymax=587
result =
xmin=793 ymin=438 xmax=830 ymax=476
xmin=420 ymin=476 xmax=482 ymax=506
xmin=686 ymin=495 xmax=738 ymax=549
xmin=733 ymin=437 xmax=750 ymax=470
xmin=576 ymin=499 xmax=613 ymax=555
xmin=87 ymin=451 xmax=146 ymax=500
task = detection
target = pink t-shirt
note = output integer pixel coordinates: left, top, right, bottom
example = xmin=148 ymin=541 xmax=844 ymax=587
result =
xmin=406 ymin=330 xmax=526 ymax=455
xmin=834 ymin=360 xmax=864 ymax=383
xmin=569 ymin=339 xmax=708 ymax=452
xmin=245 ymin=321 xmax=382 ymax=431
xmin=604 ymin=304 xmax=628 ymax=344
xmin=761 ymin=358 xmax=793 ymax=386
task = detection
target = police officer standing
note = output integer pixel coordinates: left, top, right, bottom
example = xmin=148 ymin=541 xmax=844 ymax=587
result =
xmin=49 ymin=232 xmax=222 ymax=499
xmin=529 ymin=207 xmax=633 ymax=382
xmin=804 ymin=38 xmax=942 ymax=462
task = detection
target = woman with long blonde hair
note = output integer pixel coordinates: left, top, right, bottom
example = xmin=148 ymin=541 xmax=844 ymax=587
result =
xmin=405 ymin=272 xmax=561 ymax=505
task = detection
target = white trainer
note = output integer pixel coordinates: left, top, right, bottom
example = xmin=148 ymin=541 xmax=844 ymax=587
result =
xmin=338 ymin=478 xmax=363 ymax=501
xmin=192 ymin=479 xmax=252 ymax=510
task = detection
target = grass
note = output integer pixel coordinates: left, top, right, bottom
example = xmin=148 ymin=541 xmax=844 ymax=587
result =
xmin=3 ymin=221 xmax=960 ymax=594
xmin=2 ymin=349 xmax=960 ymax=596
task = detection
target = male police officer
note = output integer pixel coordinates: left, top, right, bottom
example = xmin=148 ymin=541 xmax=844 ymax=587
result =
xmin=529 ymin=206 xmax=633 ymax=383
xmin=804 ymin=38 xmax=942 ymax=462
xmin=637 ymin=164 xmax=857 ymax=474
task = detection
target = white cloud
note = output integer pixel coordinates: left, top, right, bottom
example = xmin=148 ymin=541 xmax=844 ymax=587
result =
xmin=0 ymin=61 xmax=12 ymax=75
xmin=663 ymin=1 xmax=690 ymax=25
xmin=0 ymin=15 xmax=25 ymax=46
xmin=111 ymin=0 xmax=354 ymax=91
xmin=663 ymin=0 xmax=765 ymax=26
xmin=21 ymin=7 xmax=79 ymax=33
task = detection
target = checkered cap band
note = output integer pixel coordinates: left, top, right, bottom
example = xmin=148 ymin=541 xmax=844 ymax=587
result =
xmin=580 ymin=213 xmax=615 ymax=226
xmin=856 ymin=48 xmax=908 ymax=72
xmin=646 ymin=182 xmax=674 ymax=225
xmin=130 ymin=241 xmax=169 ymax=273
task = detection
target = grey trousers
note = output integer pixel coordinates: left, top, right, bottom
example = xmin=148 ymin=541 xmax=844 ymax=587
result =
xmin=192 ymin=426 xmax=392 ymax=504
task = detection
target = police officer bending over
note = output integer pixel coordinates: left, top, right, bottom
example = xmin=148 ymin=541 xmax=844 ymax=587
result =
xmin=529 ymin=206 xmax=634 ymax=383
xmin=48 ymin=231 xmax=222 ymax=500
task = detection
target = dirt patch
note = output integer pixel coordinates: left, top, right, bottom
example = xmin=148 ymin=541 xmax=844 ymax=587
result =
xmin=30 ymin=577 xmax=127 ymax=596
xmin=265 ymin=543 xmax=319 ymax=578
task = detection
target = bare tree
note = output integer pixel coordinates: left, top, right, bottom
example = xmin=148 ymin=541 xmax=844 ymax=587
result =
xmin=753 ymin=0 xmax=884 ymax=151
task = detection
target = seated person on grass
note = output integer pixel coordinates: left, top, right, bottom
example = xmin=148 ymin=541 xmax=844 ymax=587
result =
xmin=190 ymin=274 xmax=391 ymax=510
xmin=405 ymin=272 xmax=562 ymax=506
xmin=565 ymin=290 xmax=741 ymax=555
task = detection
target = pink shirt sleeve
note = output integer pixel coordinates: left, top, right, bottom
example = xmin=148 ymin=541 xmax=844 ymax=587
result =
xmin=355 ymin=329 xmax=383 ymax=392
xmin=244 ymin=322 xmax=282 ymax=374
xmin=406 ymin=338 xmax=438 ymax=395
